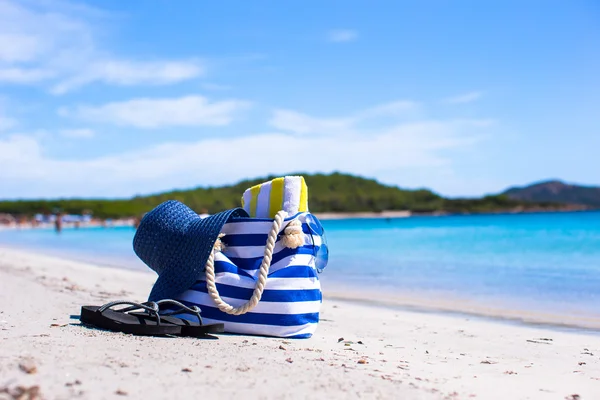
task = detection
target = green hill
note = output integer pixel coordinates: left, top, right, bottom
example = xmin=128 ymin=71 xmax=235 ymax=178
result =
xmin=504 ymin=180 xmax=600 ymax=208
xmin=0 ymin=172 xmax=581 ymax=219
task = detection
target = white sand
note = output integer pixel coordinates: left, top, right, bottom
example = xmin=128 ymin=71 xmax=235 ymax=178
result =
xmin=0 ymin=247 xmax=598 ymax=400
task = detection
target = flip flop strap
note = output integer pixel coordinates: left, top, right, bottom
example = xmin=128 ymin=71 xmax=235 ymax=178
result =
xmin=97 ymin=300 xmax=162 ymax=325
xmin=155 ymin=299 xmax=203 ymax=325
xmin=205 ymin=210 xmax=287 ymax=315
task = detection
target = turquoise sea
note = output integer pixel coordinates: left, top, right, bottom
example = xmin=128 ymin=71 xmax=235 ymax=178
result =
xmin=2 ymin=211 xmax=599 ymax=326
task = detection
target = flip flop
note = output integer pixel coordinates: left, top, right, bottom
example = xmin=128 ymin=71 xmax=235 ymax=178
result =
xmin=129 ymin=299 xmax=225 ymax=337
xmin=80 ymin=301 xmax=182 ymax=336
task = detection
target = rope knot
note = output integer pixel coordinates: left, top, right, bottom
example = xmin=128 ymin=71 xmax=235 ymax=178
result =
xmin=205 ymin=210 xmax=292 ymax=315
xmin=281 ymin=219 xmax=304 ymax=249
xmin=213 ymin=233 xmax=227 ymax=253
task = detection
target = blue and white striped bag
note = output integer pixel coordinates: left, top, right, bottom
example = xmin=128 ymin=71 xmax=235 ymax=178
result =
xmin=174 ymin=211 xmax=328 ymax=338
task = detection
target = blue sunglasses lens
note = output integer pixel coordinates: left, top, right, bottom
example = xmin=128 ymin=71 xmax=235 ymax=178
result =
xmin=306 ymin=214 xmax=329 ymax=272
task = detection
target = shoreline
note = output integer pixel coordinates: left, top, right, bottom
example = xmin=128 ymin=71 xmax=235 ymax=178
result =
xmin=315 ymin=206 xmax=596 ymax=220
xmin=315 ymin=210 xmax=412 ymax=220
xmin=2 ymin=244 xmax=599 ymax=333
xmin=323 ymin=277 xmax=600 ymax=333
xmin=1 ymin=247 xmax=599 ymax=399
xmin=1 ymin=207 xmax=597 ymax=230
xmin=325 ymin=288 xmax=600 ymax=334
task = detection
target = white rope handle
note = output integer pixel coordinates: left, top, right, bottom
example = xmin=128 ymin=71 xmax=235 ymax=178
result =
xmin=205 ymin=210 xmax=289 ymax=315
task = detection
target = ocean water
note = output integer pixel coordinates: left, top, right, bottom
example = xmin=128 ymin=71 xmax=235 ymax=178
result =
xmin=319 ymin=211 xmax=600 ymax=321
xmin=2 ymin=211 xmax=599 ymax=323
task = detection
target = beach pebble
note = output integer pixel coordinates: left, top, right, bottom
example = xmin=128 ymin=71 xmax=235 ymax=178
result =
xmin=19 ymin=359 xmax=37 ymax=374
xmin=3 ymin=385 xmax=41 ymax=399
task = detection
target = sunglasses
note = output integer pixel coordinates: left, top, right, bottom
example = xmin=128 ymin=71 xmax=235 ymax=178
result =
xmin=305 ymin=214 xmax=329 ymax=273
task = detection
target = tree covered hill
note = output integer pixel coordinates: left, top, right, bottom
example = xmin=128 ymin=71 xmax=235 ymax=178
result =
xmin=0 ymin=173 xmax=586 ymax=219
xmin=504 ymin=180 xmax=600 ymax=208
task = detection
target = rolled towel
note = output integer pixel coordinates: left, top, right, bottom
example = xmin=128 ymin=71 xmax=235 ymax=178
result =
xmin=241 ymin=176 xmax=308 ymax=218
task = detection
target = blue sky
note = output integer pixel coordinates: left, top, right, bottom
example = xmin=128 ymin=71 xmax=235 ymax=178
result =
xmin=1 ymin=0 xmax=598 ymax=199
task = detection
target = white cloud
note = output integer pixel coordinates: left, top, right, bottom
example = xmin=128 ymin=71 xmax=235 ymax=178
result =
xmin=444 ymin=91 xmax=483 ymax=104
xmin=0 ymin=0 xmax=204 ymax=93
xmin=0 ymin=0 xmax=94 ymax=65
xmin=327 ymin=29 xmax=358 ymax=43
xmin=50 ymin=59 xmax=204 ymax=95
xmin=0 ymin=104 xmax=16 ymax=131
xmin=0 ymin=94 xmax=492 ymax=198
xmin=60 ymin=95 xmax=251 ymax=128
xmin=269 ymin=100 xmax=420 ymax=135
xmin=0 ymin=135 xmax=41 ymax=164
xmin=0 ymin=67 xmax=55 ymax=83
xmin=0 ymin=33 xmax=45 ymax=63
xmin=269 ymin=110 xmax=353 ymax=135
xmin=0 ymin=116 xmax=16 ymax=131
xmin=0 ymin=115 xmax=491 ymax=197
xmin=357 ymin=101 xmax=420 ymax=119
xmin=0 ymin=0 xmax=93 ymax=64
xmin=201 ymin=82 xmax=233 ymax=91
xmin=60 ymin=128 xmax=94 ymax=139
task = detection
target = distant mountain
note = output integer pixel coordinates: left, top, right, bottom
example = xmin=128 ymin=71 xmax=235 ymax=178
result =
xmin=503 ymin=180 xmax=600 ymax=208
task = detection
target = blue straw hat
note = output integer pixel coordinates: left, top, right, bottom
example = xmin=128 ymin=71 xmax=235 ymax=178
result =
xmin=133 ymin=200 xmax=248 ymax=302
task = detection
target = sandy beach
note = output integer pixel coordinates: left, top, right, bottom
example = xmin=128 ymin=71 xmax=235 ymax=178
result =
xmin=0 ymin=247 xmax=598 ymax=400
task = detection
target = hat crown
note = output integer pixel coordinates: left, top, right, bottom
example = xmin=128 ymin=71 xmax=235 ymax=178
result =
xmin=133 ymin=200 xmax=198 ymax=275
xmin=133 ymin=200 xmax=248 ymax=301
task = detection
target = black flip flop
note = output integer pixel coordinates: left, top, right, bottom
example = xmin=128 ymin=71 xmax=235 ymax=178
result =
xmin=129 ymin=299 xmax=225 ymax=337
xmin=80 ymin=301 xmax=182 ymax=336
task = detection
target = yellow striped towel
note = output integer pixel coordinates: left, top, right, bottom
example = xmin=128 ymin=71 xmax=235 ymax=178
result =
xmin=241 ymin=176 xmax=309 ymax=218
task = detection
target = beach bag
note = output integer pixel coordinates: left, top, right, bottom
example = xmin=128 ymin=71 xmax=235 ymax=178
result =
xmin=174 ymin=210 xmax=328 ymax=338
